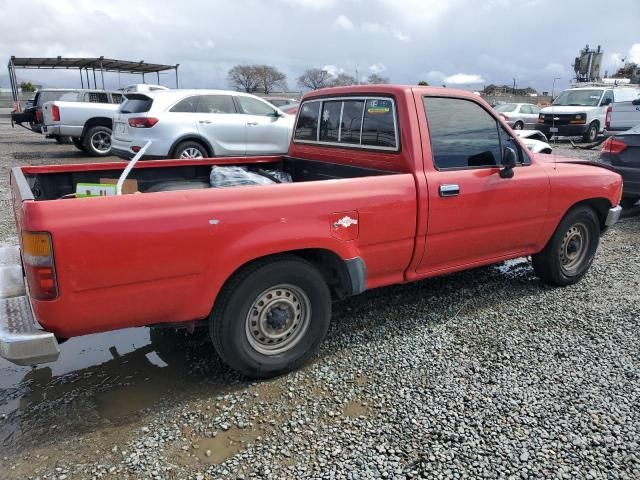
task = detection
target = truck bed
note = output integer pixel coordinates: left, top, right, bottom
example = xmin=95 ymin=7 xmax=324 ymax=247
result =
xmin=21 ymin=156 xmax=395 ymax=200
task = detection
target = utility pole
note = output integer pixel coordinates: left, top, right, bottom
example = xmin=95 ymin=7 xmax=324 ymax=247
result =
xmin=551 ymin=77 xmax=561 ymax=98
xmin=355 ymin=68 xmax=359 ymax=85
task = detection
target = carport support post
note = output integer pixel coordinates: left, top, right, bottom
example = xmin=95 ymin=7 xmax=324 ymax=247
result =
xmin=175 ymin=64 xmax=179 ymax=88
xmin=80 ymin=68 xmax=84 ymax=88
xmin=8 ymin=57 xmax=20 ymax=111
xmin=156 ymin=71 xmax=160 ymax=85
xmin=99 ymin=57 xmax=105 ymax=89
xmin=85 ymin=68 xmax=90 ymax=88
xmin=92 ymin=68 xmax=97 ymax=89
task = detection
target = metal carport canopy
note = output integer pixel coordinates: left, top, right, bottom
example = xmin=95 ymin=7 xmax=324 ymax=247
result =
xmin=7 ymin=56 xmax=180 ymax=110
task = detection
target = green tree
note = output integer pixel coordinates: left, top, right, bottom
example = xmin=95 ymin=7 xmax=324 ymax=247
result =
xmin=418 ymin=80 xmax=429 ymax=86
xmin=20 ymin=81 xmax=36 ymax=92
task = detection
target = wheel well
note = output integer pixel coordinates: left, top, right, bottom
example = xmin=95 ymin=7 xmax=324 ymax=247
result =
xmin=170 ymin=136 xmax=213 ymax=157
xmin=82 ymin=117 xmax=112 ymax=137
xmin=219 ymin=249 xmax=361 ymax=303
xmin=571 ymin=198 xmax=611 ymax=230
xmin=541 ymin=148 xmax=552 ymax=154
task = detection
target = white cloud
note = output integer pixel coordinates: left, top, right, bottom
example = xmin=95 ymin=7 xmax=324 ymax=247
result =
xmin=628 ymin=44 xmax=640 ymax=64
xmin=369 ymin=63 xmax=386 ymax=74
xmin=444 ymin=73 xmax=485 ymax=84
xmin=322 ymin=64 xmax=344 ymax=78
xmin=542 ymin=63 xmax=566 ymax=76
xmin=334 ymin=14 xmax=354 ymax=30
xmin=278 ymin=0 xmax=335 ymax=9
xmin=361 ymin=22 xmax=409 ymax=42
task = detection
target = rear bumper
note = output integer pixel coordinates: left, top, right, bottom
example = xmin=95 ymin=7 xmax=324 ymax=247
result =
xmin=605 ymin=205 xmax=623 ymax=227
xmin=46 ymin=125 xmax=83 ymax=137
xmin=111 ymin=146 xmax=165 ymax=161
xmin=0 ymin=245 xmax=59 ymax=366
xmin=535 ymin=124 xmax=589 ymax=136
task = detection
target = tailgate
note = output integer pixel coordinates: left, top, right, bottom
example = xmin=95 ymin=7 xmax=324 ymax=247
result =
xmin=10 ymin=167 xmax=34 ymax=239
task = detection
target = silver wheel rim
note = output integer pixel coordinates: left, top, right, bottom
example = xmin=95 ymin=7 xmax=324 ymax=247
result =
xmin=245 ymin=284 xmax=311 ymax=355
xmin=559 ymin=222 xmax=589 ymax=275
xmin=179 ymin=147 xmax=204 ymax=159
xmin=91 ymin=131 xmax=111 ymax=153
xmin=514 ymin=122 xmax=523 ymax=130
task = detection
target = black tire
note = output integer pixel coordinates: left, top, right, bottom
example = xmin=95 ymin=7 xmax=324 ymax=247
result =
xmin=210 ymin=256 xmax=331 ymax=378
xmin=83 ymin=125 xmax=112 ymax=156
xmin=173 ymin=141 xmax=209 ymax=159
xmin=54 ymin=135 xmax=64 ymax=144
xmin=547 ymin=133 xmax=554 ymax=140
xmin=71 ymin=137 xmax=86 ymax=152
xmin=532 ymin=206 xmax=600 ymax=286
xmin=513 ymin=121 xmax=524 ymax=130
xmin=582 ymin=122 xmax=598 ymax=143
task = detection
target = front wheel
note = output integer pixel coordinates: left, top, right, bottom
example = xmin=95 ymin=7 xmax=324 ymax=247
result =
xmin=582 ymin=122 xmax=598 ymax=143
xmin=210 ymin=256 xmax=331 ymax=378
xmin=513 ymin=121 xmax=524 ymax=130
xmin=532 ymin=206 xmax=600 ymax=286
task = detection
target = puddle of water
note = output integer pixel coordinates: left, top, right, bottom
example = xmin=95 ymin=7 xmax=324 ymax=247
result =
xmin=342 ymin=400 xmax=370 ymax=418
xmin=0 ymin=327 xmax=220 ymax=448
xmin=195 ymin=426 xmax=262 ymax=465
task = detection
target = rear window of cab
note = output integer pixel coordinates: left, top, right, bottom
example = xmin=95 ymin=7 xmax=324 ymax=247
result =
xmin=294 ymin=97 xmax=398 ymax=151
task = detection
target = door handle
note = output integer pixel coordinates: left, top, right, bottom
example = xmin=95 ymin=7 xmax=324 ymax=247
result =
xmin=198 ymin=120 xmax=212 ymax=124
xmin=247 ymin=121 xmax=259 ymax=126
xmin=439 ymin=184 xmax=460 ymax=197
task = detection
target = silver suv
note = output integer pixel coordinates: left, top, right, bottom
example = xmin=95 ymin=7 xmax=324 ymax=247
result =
xmin=111 ymin=90 xmax=294 ymax=159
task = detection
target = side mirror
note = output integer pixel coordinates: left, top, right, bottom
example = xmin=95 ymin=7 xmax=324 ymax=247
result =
xmin=267 ymin=110 xmax=282 ymax=118
xmin=500 ymin=147 xmax=517 ymax=179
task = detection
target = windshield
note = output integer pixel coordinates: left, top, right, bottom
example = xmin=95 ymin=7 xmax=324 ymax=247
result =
xmin=552 ymin=89 xmax=603 ymax=107
xmin=494 ymin=103 xmax=517 ymax=112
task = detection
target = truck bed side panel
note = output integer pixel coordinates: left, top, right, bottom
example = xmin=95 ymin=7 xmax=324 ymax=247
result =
xmin=24 ymin=174 xmax=416 ymax=337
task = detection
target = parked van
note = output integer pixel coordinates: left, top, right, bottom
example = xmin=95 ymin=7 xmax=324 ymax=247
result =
xmin=536 ymin=85 xmax=640 ymax=142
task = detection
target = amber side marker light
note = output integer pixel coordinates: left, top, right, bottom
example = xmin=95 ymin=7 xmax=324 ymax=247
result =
xmin=21 ymin=231 xmax=58 ymax=300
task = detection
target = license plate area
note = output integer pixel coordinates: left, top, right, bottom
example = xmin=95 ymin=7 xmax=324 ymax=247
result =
xmin=549 ymin=127 xmax=559 ymax=133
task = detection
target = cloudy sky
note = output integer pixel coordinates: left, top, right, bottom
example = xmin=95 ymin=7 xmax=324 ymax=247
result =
xmin=2 ymin=0 xmax=639 ymax=93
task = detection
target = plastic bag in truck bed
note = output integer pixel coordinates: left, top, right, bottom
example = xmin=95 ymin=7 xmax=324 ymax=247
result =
xmin=210 ymin=166 xmax=291 ymax=188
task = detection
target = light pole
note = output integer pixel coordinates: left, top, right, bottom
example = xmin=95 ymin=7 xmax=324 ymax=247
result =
xmin=551 ymin=77 xmax=561 ymax=99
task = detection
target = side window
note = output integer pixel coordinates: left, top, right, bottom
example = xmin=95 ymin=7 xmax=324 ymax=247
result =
xmin=319 ymin=101 xmax=341 ymax=142
xmin=601 ymin=90 xmax=614 ymax=105
xmin=57 ymin=92 xmax=79 ymax=102
xmin=424 ymin=97 xmax=501 ymax=169
xmin=499 ymin=126 xmax=525 ymax=164
xmin=196 ymin=95 xmax=236 ymax=114
xmin=520 ymin=105 xmax=532 ymax=114
xmin=237 ymin=96 xmax=276 ymax=116
xmin=294 ymin=101 xmax=321 ymax=141
xmin=111 ymin=93 xmax=123 ymax=104
xmin=340 ymin=100 xmax=364 ymax=144
xmin=170 ymin=96 xmax=199 ymax=113
xmin=362 ymin=99 xmax=396 ymax=148
xmin=86 ymin=92 xmax=109 ymax=103
xmin=530 ymin=105 xmax=540 ymax=114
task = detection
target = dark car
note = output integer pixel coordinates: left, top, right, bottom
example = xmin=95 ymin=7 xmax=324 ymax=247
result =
xmin=600 ymin=124 xmax=640 ymax=207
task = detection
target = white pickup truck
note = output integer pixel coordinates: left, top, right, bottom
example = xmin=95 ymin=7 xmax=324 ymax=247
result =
xmin=606 ymin=98 xmax=640 ymax=133
xmin=42 ymin=90 xmax=123 ymax=156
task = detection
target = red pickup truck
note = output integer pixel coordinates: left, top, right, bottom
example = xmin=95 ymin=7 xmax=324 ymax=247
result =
xmin=1 ymin=85 xmax=623 ymax=378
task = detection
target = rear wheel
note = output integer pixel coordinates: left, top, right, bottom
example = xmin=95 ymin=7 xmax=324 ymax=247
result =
xmin=513 ymin=121 xmax=524 ymax=130
xmin=71 ymin=137 xmax=86 ymax=151
xmin=83 ymin=126 xmax=112 ymax=156
xmin=532 ymin=206 xmax=600 ymax=286
xmin=582 ymin=122 xmax=598 ymax=143
xmin=210 ymin=256 xmax=331 ymax=378
xmin=173 ymin=141 xmax=208 ymax=159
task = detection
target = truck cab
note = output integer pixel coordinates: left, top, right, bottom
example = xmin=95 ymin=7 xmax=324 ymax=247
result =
xmin=536 ymin=85 xmax=640 ymax=142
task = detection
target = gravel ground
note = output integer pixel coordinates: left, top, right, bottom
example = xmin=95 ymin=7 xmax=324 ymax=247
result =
xmin=0 ymin=122 xmax=638 ymax=479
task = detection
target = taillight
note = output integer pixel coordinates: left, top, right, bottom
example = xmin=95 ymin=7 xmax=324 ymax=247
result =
xmin=605 ymin=106 xmax=612 ymax=130
xmin=36 ymin=111 xmax=42 ymax=122
xmin=52 ymin=104 xmax=60 ymax=122
xmin=601 ymin=137 xmax=627 ymax=155
xmin=21 ymin=231 xmax=58 ymax=300
xmin=128 ymin=117 xmax=159 ymax=128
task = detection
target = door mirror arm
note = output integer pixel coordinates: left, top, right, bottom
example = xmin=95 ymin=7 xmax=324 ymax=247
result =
xmin=500 ymin=147 xmax=517 ymax=179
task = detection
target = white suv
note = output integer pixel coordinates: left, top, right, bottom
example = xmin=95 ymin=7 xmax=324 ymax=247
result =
xmin=111 ymin=90 xmax=294 ymax=159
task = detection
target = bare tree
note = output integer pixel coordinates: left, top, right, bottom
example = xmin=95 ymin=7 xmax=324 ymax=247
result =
xmin=329 ymin=73 xmax=356 ymax=87
xmin=227 ymin=65 xmax=259 ymax=93
xmin=253 ymin=65 xmax=288 ymax=94
xmin=297 ymin=68 xmax=331 ymax=90
xmin=367 ymin=73 xmax=389 ymax=84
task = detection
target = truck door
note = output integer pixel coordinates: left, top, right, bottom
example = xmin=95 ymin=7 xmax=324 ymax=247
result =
xmin=417 ymin=95 xmax=550 ymax=274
